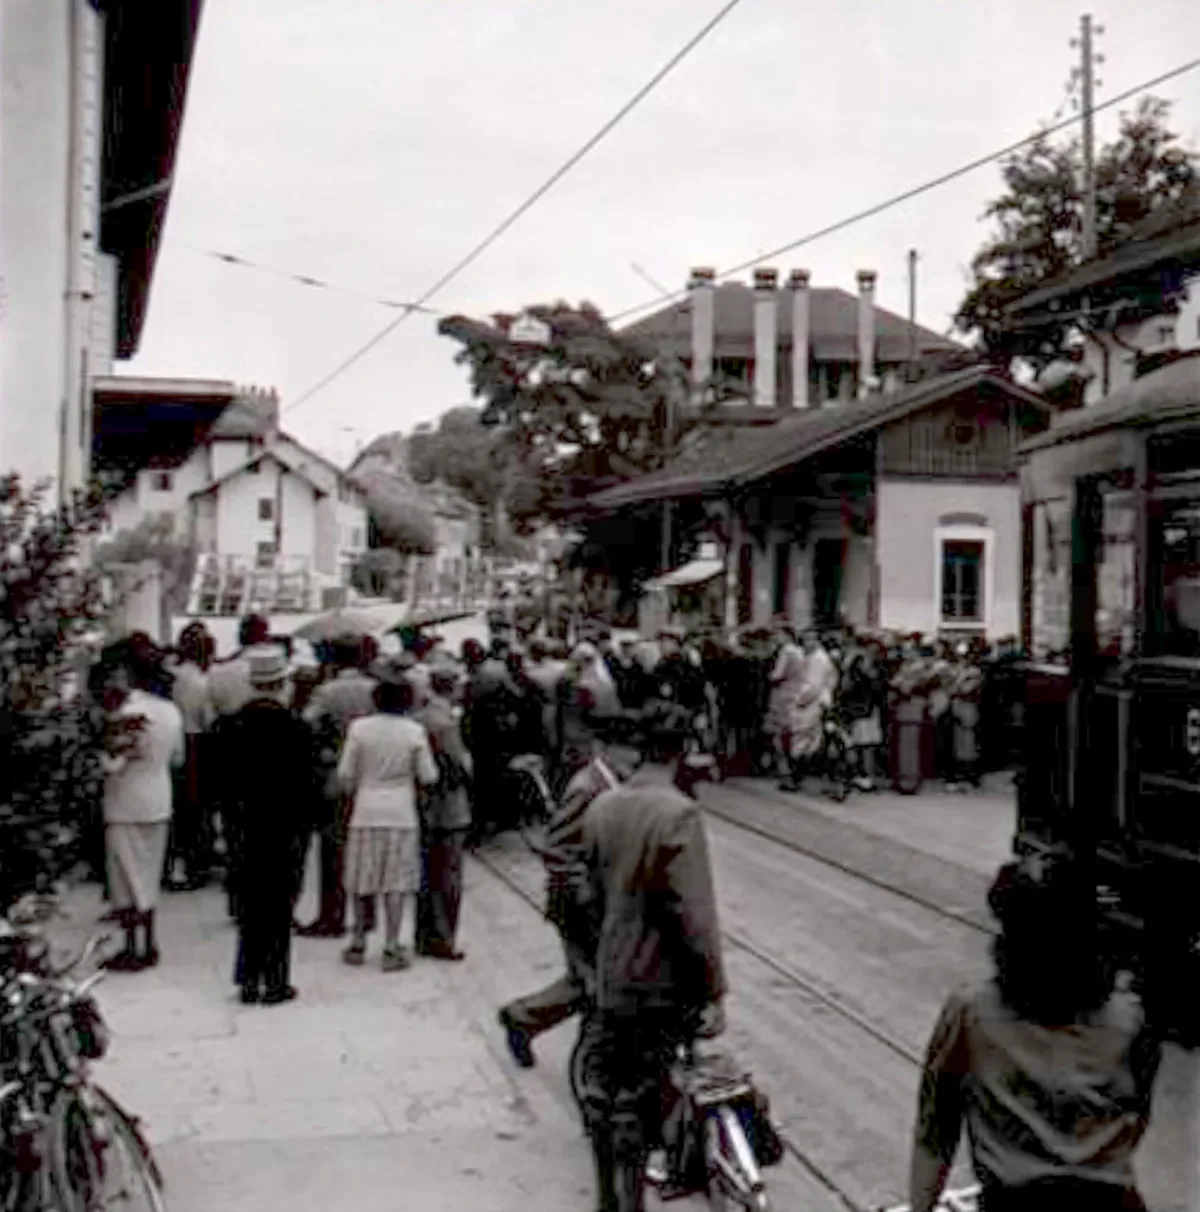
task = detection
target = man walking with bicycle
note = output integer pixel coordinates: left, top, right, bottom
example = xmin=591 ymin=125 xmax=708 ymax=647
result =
xmin=578 ymin=704 xmax=726 ymax=1212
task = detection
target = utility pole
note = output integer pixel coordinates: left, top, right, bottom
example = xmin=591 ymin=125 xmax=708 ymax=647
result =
xmin=907 ymin=249 xmax=919 ymax=366
xmin=1073 ymin=14 xmax=1105 ymax=260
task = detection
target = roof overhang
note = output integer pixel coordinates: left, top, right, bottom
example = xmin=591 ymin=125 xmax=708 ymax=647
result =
xmin=1006 ymin=215 xmax=1200 ymax=319
xmin=99 ymin=1 xmax=205 ymax=358
xmin=92 ymin=374 xmax=238 ymax=473
xmin=584 ymin=367 xmax=1049 ymax=514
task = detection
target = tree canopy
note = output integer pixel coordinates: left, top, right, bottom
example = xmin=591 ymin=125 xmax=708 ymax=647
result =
xmin=956 ymin=96 xmax=1199 ymax=366
xmin=437 ymin=301 xmax=689 ymax=517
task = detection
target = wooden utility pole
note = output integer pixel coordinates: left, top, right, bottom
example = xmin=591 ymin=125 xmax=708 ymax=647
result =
xmin=1076 ymin=14 xmax=1103 ymax=260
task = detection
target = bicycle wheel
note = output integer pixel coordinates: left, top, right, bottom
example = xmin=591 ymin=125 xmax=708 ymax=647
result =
xmin=50 ymin=1088 xmax=165 ymax=1212
xmin=568 ymin=1012 xmax=596 ymax=1125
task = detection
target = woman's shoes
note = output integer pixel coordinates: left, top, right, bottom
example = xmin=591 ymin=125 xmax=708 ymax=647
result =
xmin=342 ymin=940 xmax=366 ymax=967
xmin=423 ymin=943 xmax=465 ymax=962
xmin=380 ymin=946 xmax=411 ymax=972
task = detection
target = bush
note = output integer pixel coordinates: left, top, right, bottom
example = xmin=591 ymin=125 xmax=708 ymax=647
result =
xmin=0 ymin=479 xmax=111 ymax=912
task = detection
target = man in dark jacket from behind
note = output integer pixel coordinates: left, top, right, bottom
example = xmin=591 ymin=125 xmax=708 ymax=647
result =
xmin=214 ymin=648 xmax=321 ymax=1005
xmin=579 ymin=709 xmax=727 ymax=1212
xmin=414 ymin=668 xmax=474 ymax=960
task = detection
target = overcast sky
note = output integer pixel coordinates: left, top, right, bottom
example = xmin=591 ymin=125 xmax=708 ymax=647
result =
xmin=126 ymin=0 xmax=1200 ymax=466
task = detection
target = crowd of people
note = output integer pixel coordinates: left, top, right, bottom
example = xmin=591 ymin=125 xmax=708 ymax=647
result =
xmin=81 ymin=610 xmax=1166 ymax=1212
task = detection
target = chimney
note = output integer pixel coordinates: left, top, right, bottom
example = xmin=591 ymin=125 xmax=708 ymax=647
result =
xmin=788 ymin=269 xmax=811 ymax=409
xmin=753 ymin=267 xmax=779 ymax=408
xmin=857 ymin=270 xmax=877 ymax=399
xmin=688 ymin=268 xmax=716 ymax=406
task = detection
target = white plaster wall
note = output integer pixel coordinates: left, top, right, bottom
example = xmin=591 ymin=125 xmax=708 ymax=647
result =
xmin=841 ymin=534 xmax=874 ymax=631
xmin=216 ymin=463 xmax=280 ymax=559
xmin=210 ymin=438 xmax=253 ymax=481
xmin=0 ymin=0 xmax=72 ymax=487
xmin=876 ymin=478 xmax=1022 ymax=640
xmin=279 ymin=471 xmax=317 ymax=560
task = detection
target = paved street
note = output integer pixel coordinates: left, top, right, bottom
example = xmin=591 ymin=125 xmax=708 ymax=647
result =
xmin=55 ymin=777 xmax=1199 ymax=1211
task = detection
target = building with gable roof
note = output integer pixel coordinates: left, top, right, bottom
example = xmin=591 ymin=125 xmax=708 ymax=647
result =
xmin=574 ymin=267 xmax=1050 ymax=639
xmin=96 ymin=378 xmax=368 ymax=615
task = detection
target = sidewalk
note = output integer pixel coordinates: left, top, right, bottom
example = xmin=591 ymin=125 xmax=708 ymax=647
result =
xmin=59 ymin=864 xmax=599 ymax=1212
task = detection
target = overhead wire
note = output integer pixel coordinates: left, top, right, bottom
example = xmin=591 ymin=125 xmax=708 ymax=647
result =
xmin=283 ymin=0 xmax=751 ymax=417
xmin=606 ymin=52 xmax=1200 ymax=325
xmin=180 ymin=243 xmax=442 ymax=314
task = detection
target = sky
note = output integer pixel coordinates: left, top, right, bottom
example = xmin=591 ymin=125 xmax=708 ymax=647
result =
xmin=127 ymin=0 xmax=1200 ymax=467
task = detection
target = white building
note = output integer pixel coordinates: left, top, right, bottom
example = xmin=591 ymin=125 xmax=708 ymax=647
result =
xmin=0 ymin=1 xmax=204 ymax=497
xmin=96 ymin=378 xmax=368 ymax=614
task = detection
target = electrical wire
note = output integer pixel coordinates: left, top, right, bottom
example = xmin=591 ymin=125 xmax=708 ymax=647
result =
xmin=607 ymin=52 xmax=1200 ymax=325
xmin=284 ymin=0 xmax=751 ymax=417
xmin=181 ymin=244 xmax=442 ymax=314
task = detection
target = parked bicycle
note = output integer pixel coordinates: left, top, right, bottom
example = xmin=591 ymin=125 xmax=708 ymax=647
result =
xmin=0 ymin=903 xmax=165 ymax=1211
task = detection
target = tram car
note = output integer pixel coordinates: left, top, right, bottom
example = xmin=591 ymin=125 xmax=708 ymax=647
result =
xmin=1018 ymin=353 xmax=1200 ymax=1038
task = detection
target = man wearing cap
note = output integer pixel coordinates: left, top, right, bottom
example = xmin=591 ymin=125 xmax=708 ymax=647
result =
xmin=298 ymin=636 xmax=378 ymax=938
xmin=217 ymin=648 xmax=322 ymax=1005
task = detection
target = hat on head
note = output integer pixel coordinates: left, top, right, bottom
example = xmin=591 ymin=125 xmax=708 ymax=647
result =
xmin=247 ymin=646 xmax=288 ymax=689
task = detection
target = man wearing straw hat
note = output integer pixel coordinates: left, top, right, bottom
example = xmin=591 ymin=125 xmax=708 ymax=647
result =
xmin=218 ymin=646 xmax=322 ymax=1005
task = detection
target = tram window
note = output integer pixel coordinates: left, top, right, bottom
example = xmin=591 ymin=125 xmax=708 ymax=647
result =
xmin=1155 ymin=499 xmax=1200 ymax=657
xmin=1096 ymin=493 xmax=1137 ymax=659
xmin=941 ymin=540 xmax=983 ymax=622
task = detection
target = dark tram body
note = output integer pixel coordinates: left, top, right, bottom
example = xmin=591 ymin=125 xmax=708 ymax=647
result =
xmin=1018 ymin=355 xmax=1200 ymax=1031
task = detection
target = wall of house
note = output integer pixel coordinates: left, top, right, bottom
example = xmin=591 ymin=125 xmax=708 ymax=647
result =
xmin=0 ymin=0 xmax=101 ymax=492
xmin=210 ymin=437 xmax=255 ymax=481
xmin=1081 ymin=282 xmax=1200 ymax=405
xmin=216 ymin=462 xmax=280 ymax=560
xmin=876 ymin=478 xmax=1021 ymax=640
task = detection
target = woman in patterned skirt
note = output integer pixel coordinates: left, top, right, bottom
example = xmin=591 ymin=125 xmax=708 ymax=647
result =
xmin=337 ymin=673 xmax=439 ymax=971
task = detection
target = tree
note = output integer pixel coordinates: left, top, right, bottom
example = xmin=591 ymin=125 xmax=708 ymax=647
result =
xmin=437 ymin=302 xmax=689 ymax=516
xmin=957 ymin=96 xmax=1199 ymax=366
xmin=349 ymin=548 xmax=405 ymax=598
xmin=0 ymin=478 xmax=112 ymax=910
xmin=93 ymin=513 xmax=198 ymax=630
xmin=353 ymin=469 xmax=437 ymax=554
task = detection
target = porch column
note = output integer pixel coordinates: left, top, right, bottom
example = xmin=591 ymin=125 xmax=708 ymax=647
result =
xmin=724 ymin=504 xmax=741 ymax=632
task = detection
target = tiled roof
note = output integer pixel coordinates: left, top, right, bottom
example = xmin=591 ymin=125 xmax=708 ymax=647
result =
xmin=190 ymin=449 xmax=328 ymax=498
xmin=587 ymin=367 xmax=1047 ymax=511
xmin=1021 ymin=352 xmax=1200 ymax=453
xmin=210 ymin=390 xmax=278 ymax=438
xmin=622 ymin=283 xmax=960 ymax=363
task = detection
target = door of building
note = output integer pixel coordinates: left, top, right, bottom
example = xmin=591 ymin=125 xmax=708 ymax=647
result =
xmin=812 ymin=538 xmax=845 ymax=629
xmin=772 ymin=541 xmax=792 ymax=619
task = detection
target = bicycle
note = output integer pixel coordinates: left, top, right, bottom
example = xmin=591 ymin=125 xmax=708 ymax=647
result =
xmin=569 ymin=1011 xmax=780 ymax=1211
xmin=0 ymin=908 xmax=165 ymax=1211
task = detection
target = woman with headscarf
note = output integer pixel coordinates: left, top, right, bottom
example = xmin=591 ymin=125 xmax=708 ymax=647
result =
xmin=909 ymin=858 xmax=1162 ymax=1212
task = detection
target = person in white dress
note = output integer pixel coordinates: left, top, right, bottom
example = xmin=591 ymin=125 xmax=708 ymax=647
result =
xmin=100 ymin=644 xmax=185 ymax=972
xmin=337 ymin=673 xmax=439 ymax=971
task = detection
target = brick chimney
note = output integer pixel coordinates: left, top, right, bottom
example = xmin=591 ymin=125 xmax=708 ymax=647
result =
xmin=753 ymin=268 xmax=778 ymax=408
xmin=857 ymin=270 xmax=877 ymax=399
xmin=688 ymin=268 xmax=716 ymax=405
xmin=788 ymin=270 xmax=811 ymax=409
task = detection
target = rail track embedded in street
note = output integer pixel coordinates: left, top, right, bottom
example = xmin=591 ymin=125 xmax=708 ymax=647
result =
xmin=472 ymin=843 xmax=910 ymax=1212
xmin=700 ymin=784 xmax=995 ymax=940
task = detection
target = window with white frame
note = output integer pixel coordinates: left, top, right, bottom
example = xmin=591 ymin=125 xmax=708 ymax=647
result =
xmin=941 ymin=541 xmax=984 ymax=622
xmin=936 ymin=525 xmax=991 ymax=629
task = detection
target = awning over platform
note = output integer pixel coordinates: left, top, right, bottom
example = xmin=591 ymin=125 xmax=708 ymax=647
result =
xmin=645 ymin=558 xmax=724 ymax=590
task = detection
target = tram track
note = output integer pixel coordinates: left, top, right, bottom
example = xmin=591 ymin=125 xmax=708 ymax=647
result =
xmin=701 ymin=782 xmax=996 ymax=941
xmin=470 ymin=841 xmax=922 ymax=1212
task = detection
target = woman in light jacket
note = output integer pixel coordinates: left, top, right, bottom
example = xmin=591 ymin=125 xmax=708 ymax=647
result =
xmin=337 ymin=673 xmax=439 ymax=971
